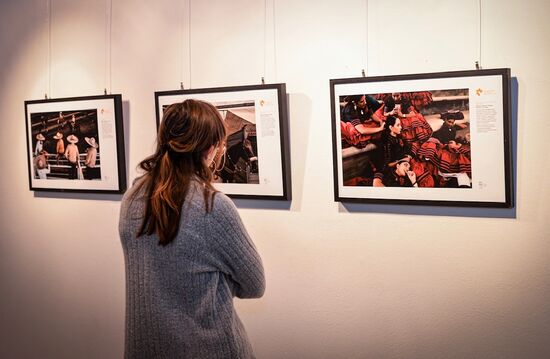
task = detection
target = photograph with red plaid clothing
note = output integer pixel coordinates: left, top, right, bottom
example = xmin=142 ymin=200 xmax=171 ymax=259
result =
xmin=340 ymin=89 xmax=471 ymax=189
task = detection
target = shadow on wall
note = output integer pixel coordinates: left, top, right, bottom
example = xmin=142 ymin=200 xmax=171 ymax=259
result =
xmin=233 ymin=92 xmax=311 ymax=212
xmin=286 ymin=92 xmax=312 ymax=213
xmin=0 ymin=2 xmax=40 ymax=81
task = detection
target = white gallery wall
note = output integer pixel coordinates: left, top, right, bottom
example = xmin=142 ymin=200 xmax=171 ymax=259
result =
xmin=1 ymin=0 xmax=549 ymax=358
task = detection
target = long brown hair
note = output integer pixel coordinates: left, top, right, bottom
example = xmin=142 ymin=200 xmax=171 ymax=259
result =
xmin=135 ymin=99 xmax=226 ymax=246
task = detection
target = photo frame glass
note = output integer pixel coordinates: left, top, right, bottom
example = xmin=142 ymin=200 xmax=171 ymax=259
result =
xmin=155 ymin=84 xmax=290 ymax=200
xmin=331 ymin=69 xmax=512 ymax=207
xmin=25 ymin=95 xmax=126 ymax=193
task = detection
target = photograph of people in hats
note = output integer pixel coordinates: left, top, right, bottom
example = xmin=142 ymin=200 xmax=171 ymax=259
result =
xmin=29 ymin=109 xmax=101 ymax=180
xmin=339 ymin=89 xmax=471 ymax=188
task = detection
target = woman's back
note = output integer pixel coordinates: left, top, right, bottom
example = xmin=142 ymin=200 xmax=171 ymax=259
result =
xmin=120 ymin=177 xmax=265 ymax=359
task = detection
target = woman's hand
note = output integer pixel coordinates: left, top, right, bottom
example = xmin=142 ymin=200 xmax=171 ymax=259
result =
xmin=407 ymin=171 xmax=417 ymax=185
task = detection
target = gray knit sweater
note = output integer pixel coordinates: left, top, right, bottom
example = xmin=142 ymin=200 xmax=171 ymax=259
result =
xmin=119 ymin=177 xmax=265 ymax=359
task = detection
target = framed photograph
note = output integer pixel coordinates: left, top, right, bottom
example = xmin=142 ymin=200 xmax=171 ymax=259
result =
xmin=25 ymin=94 xmax=127 ymax=194
xmin=155 ymin=83 xmax=291 ymax=200
xmin=330 ymin=68 xmax=512 ymax=207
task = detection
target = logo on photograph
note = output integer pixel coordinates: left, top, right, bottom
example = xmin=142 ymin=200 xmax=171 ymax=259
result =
xmin=475 ymin=87 xmax=497 ymax=97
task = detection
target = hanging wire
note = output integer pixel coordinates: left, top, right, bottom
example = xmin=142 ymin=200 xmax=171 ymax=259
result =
xmin=104 ymin=0 xmax=113 ymax=94
xmin=263 ymin=0 xmax=267 ymax=83
xmin=364 ymin=0 xmax=369 ymax=77
xmin=46 ymin=0 xmax=52 ymax=98
xmin=477 ymin=0 xmax=482 ymax=69
xmin=188 ymin=0 xmax=192 ymax=89
xmin=180 ymin=0 xmax=185 ymax=89
xmin=104 ymin=0 xmax=107 ymax=93
xmin=109 ymin=0 xmax=113 ymax=92
xmin=271 ymin=0 xmax=278 ymax=82
xmin=264 ymin=0 xmax=277 ymax=82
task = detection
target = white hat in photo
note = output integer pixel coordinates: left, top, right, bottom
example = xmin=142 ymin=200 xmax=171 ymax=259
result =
xmin=36 ymin=133 xmax=45 ymax=141
xmin=53 ymin=132 xmax=63 ymax=140
xmin=67 ymin=134 xmax=79 ymax=144
xmin=85 ymin=137 xmax=98 ymax=148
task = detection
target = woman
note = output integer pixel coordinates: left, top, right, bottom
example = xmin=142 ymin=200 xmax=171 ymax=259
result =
xmin=340 ymin=94 xmax=385 ymax=148
xmin=373 ymin=159 xmax=418 ymax=187
xmin=119 ymin=99 xmax=265 ymax=358
xmin=395 ymin=96 xmax=434 ymax=155
xmin=377 ymin=116 xmax=412 ymax=168
xmin=376 ymin=116 xmax=435 ymax=187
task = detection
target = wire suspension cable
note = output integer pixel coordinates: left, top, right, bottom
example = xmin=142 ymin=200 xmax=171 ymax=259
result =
xmin=188 ymin=0 xmax=192 ymax=89
xmin=109 ymin=0 xmax=112 ymax=92
xmin=105 ymin=0 xmax=113 ymax=93
xmin=46 ymin=0 xmax=52 ymax=98
xmin=263 ymin=0 xmax=267 ymax=83
xmin=478 ymin=0 xmax=482 ymax=69
xmin=260 ymin=0 xmax=277 ymax=83
xmin=365 ymin=0 xmax=369 ymax=76
xmin=180 ymin=0 xmax=187 ymax=90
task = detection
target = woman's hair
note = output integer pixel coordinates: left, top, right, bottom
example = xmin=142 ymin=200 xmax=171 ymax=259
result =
xmin=383 ymin=116 xmax=398 ymax=132
xmin=135 ymin=99 xmax=227 ymax=246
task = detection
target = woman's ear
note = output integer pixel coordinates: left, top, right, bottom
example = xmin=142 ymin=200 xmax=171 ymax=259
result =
xmin=205 ymin=145 xmax=217 ymax=165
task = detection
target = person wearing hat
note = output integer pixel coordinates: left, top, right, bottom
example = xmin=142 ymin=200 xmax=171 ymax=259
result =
xmin=54 ymin=132 xmax=65 ymax=165
xmin=64 ymin=134 xmax=80 ymax=179
xmin=34 ymin=133 xmax=45 ymax=156
xmin=84 ymin=136 xmax=99 ymax=179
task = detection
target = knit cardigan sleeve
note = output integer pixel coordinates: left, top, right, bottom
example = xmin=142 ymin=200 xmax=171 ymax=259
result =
xmin=206 ymin=193 xmax=266 ymax=299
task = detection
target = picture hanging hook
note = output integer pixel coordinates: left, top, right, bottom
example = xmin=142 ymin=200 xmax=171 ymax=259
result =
xmin=475 ymin=61 xmax=481 ymax=70
xmin=180 ymin=82 xmax=184 ymax=90
xmin=104 ymin=88 xmax=108 ymax=95
xmin=45 ymin=93 xmax=48 ymax=100
xmin=261 ymin=77 xmax=265 ymax=85
xmin=362 ymin=69 xmax=366 ymax=77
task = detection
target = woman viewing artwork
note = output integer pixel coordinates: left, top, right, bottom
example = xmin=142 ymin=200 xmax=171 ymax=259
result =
xmin=119 ymin=99 xmax=265 ymax=358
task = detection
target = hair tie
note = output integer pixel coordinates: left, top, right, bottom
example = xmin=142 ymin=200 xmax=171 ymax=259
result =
xmin=160 ymin=143 xmax=172 ymax=155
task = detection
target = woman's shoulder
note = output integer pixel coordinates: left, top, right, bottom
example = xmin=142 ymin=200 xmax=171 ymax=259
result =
xmin=211 ymin=190 xmax=233 ymax=207
xmin=209 ymin=191 xmax=241 ymax=223
xmin=121 ymin=175 xmax=147 ymax=205
xmin=185 ymin=180 xmax=233 ymax=210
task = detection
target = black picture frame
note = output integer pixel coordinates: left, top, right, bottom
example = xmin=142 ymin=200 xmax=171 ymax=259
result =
xmin=25 ymin=94 xmax=127 ymax=194
xmin=155 ymin=83 xmax=291 ymax=200
xmin=330 ymin=68 xmax=513 ymax=207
